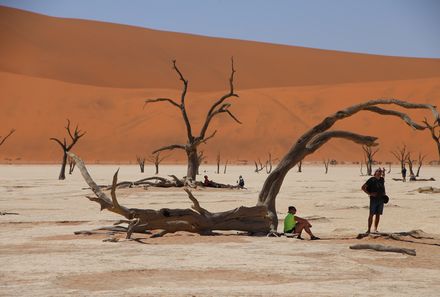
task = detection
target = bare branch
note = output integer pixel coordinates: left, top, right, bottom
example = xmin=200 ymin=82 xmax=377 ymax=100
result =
xmin=172 ymin=60 xmax=193 ymax=140
xmin=306 ymin=131 xmax=378 ymax=152
xmin=152 ymin=144 xmax=186 ymax=154
xmin=144 ymin=98 xmax=180 ymax=109
xmin=183 ymin=188 xmax=211 ymax=216
xmin=0 ymin=129 xmax=15 ymax=146
xmin=49 ymin=137 xmax=66 ymax=149
xmin=68 ymin=152 xmax=132 ymax=219
xmin=364 ymin=106 xmax=426 ymax=130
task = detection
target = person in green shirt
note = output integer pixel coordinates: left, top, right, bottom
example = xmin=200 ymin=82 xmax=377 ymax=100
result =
xmin=283 ymin=206 xmax=320 ymax=240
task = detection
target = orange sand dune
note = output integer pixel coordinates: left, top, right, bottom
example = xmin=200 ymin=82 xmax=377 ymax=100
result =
xmin=0 ymin=7 xmax=439 ymax=164
xmin=1 ymin=6 xmax=440 ymax=92
xmin=0 ymin=71 xmax=439 ymax=164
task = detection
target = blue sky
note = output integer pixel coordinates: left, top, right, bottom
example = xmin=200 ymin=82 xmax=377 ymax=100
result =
xmin=1 ymin=0 xmax=439 ymax=58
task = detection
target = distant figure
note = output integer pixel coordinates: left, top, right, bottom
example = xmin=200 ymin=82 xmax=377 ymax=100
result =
xmin=283 ymin=206 xmax=320 ymax=240
xmin=203 ymin=175 xmax=219 ymax=188
xmin=401 ymin=166 xmax=407 ymax=182
xmin=362 ymin=168 xmax=386 ymax=233
xmin=409 ymin=172 xmax=416 ymax=181
xmin=237 ymin=175 xmax=245 ymax=188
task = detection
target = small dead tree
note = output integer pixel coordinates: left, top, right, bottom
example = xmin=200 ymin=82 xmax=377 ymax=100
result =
xmin=148 ymin=152 xmax=168 ymax=175
xmin=144 ymin=59 xmax=241 ymax=181
xmin=0 ymin=129 xmax=15 ymax=147
xmin=136 ymin=156 xmax=146 ymax=173
xmin=254 ymin=159 xmax=265 ymax=173
xmin=71 ymin=99 xmax=438 ymax=235
xmin=391 ymin=144 xmax=410 ymax=172
xmin=323 ymin=159 xmax=330 ymax=174
xmin=422 ymin=118 xmax=440 ymax=161
xmin=416 ymin=153 xmax=427 ymax=177
xmin=50 ymin=120 xmax=85 ymax=180
xmin=216 ymin=152 xmax=221 ymax=174
xmin=223 ymin=160 xmax=229 ymax=174
xmin=362 ymin=145 xmax=379 ymax=175
xmin=265 ymin=153 xmax=273 ymax=174
xmin=297 ymin=160 xmax=302 ymax=172
xmin=68 ymin=155 xmax=76 ymax=175
xmin=406 ymin=152 xmax=416 ymax=176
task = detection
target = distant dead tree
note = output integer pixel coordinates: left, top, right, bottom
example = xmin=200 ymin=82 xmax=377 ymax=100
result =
xmin=422 ymin=117 xmax=440 ymax=161
xmin=50 ymin=120 xmax=85 ymax=180
xmin=144 ymin=59 xmax=240 ymax=181
xmin=254 ymin=159 xmax=265 ymax=173
xmin=323 ymin=159 xmax=330 ymax=174
xmin=216 ymin=152 xmax=221 ymax=174
xmin=0 ymin=129 xmax=15 ymax=147
xmin=265 ymin=153 xmax=273 ymax=174
xmin=68 ymin=155 xmax=76 ymax=175
xmin=415 ymin=153 xmax=427 ymax=177
xmin=406 ymin=152 xmax=416 ymax=176
xmin=148 ymin=152 xmax=168 ymax=175
xmin=362 ymin=145 xmax=379 ymax=175
xmin=71 ymin=99 xmax=439 ymax=235
xmin=196 ymin=151 xmax=206 ymax=175
xmin=391 ymin=145 xmax=410 ymax=172
xmin=136 ymin=156 xmax=146 ymax=173
xmin=360 ymin=161 xmax=365 ymax=176
xmin=224 ymin=160 xmax=229 ymax=174
xmin=297 ymin=160 xmax=302 ymax=172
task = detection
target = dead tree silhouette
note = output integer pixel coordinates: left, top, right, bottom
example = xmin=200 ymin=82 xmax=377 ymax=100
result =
xmin=144 ymin=59 xmax=241 ymax=182
xmin=148 ymin=152 xmax=169 ymax=175
xmin=422 ymin=118 xmax=440 ymax=161
xmin=362 ymin=145 xmax=379 ymax=175
xmin=136 ymin=156 xmax=146 ymax=173
xmin=391 ymin=145 xmax=410 ymax=173
xmin=50 ymin=120 xmax=85 ymax=180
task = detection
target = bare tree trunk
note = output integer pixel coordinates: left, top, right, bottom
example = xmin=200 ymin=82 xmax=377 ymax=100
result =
xmin=186 ymin=148 xmax=198 ymax=181
xmin=224 ymin=160 xmax=228 ymax=174
xmin=360 ymin=161 xmax=364 ymax=176
xmin=297 ymin=160 xmax=302 ymax=173
xmin=59 ymin=152 xmax=67 ymax=180
xmin=265 ymin=153 xmax=273 ymax=174
xmin=68 ymin=156 xmax=76 ymax=174
xmin=324 ymin=159 xmax=330 ymax=174
xmin=416 ymin=153 xmax=426 ymax=177
xmin=136 ymin=156 xmax=145 ymax=173
xmin=216 ymin=152 xmax=220 ymax=174
xmin=407 ymin=153 xmax=415 ymax=176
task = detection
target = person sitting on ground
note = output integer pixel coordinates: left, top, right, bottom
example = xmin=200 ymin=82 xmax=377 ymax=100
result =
xmin=203 ymin=175 xmax=220 ymax=188
xmin=283 ymin=206 xmax=320 ymax=240
xmin=237 ymin=175 xmax=245 ymax=188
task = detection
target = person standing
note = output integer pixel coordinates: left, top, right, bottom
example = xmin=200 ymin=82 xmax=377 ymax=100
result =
xmin=361 ymin=168 xmax=386 ymax=233
xmin=401 ymin=165 xmax=407 ymax=182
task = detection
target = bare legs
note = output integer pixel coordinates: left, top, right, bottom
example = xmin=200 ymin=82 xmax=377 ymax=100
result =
xmin=367 ymin=213 xmax=381 ymax=233
xmin=294 ymin=217 xmax=319 ymax=240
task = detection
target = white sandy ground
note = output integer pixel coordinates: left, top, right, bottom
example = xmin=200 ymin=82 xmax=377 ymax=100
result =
xmin=1 ymin=164 xmax=439 ymax=297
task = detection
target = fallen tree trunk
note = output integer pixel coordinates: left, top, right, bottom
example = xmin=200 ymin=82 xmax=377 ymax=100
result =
xmin=349 ymin=244 xmax=416 ymax=256
xmin=70 ymin=153 xmax=271 ymax=237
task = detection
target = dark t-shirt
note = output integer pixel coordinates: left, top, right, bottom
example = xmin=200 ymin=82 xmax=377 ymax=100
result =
xmin=365 ymin=177 xmax=385 ymax=198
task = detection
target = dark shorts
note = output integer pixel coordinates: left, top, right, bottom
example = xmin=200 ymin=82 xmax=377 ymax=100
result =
xmin=285 ymin=225 xmax=298 ymax=234
xmin=370 ymin=197 xmax=384 ymax=215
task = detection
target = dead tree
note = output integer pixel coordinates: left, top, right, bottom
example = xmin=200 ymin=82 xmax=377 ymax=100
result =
xmin=68 ymin=155 xmax=76 ymax=174
xmin=223 ymin=160 xmax=228 ymax=174
xmin=216 ymin=152 xmax=221 ymax=174
xmin=136 ymin=156 xmax=146 ymax=173
xmin=297 ymin=160 xmax=302 ymax=172
xmin=423 ymin=118 xmax=440 ymax=161
xmin=323 ymin=159 xmax=330 ymax=174
xmin=416 ymin=153 xmax=427 ymax=177
xmin=72 ymin=99 xmax=438 ymax=235
xmin=385 ymin=162 xmax=392 ymax=174
xmin=148 ymin=152 xmax=168 ymax=175
xmin=391 ymin=144 xmax=410 ymax=172
xmin=362 ymin=145 xmax=379 ymax=175
xmin=406 ymin=152 xmax=416 ymax=176
xmin=265 ymin=153 xmax=273 ymax=174
xmin=254 ymin=159 xmax=265 ymax=173
xmin=0 ymin=129 xmax=15 ymax=147
xmin=50 ymin=120 xmax=85 ymax=180
xmin=144 ymin=59 xmax=240 ymax=181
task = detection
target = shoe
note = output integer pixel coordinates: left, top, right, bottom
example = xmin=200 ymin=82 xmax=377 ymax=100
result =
xmin=310 ymin=236 xmax=320 ymax=240
xmin=297 ymin=236 xmax=304 ymax=240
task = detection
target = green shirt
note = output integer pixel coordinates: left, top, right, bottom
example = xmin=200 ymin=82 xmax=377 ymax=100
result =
xmin=284 ymin=213 xmax=297 ymax=232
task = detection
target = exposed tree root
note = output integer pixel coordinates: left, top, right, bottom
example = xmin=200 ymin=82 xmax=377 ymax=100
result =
xmin=0 ymin=211 xmax=19 ymax=216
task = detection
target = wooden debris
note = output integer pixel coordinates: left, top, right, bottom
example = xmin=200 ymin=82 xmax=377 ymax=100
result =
xmin=350 ymin=244 xmax=416 ymax=256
